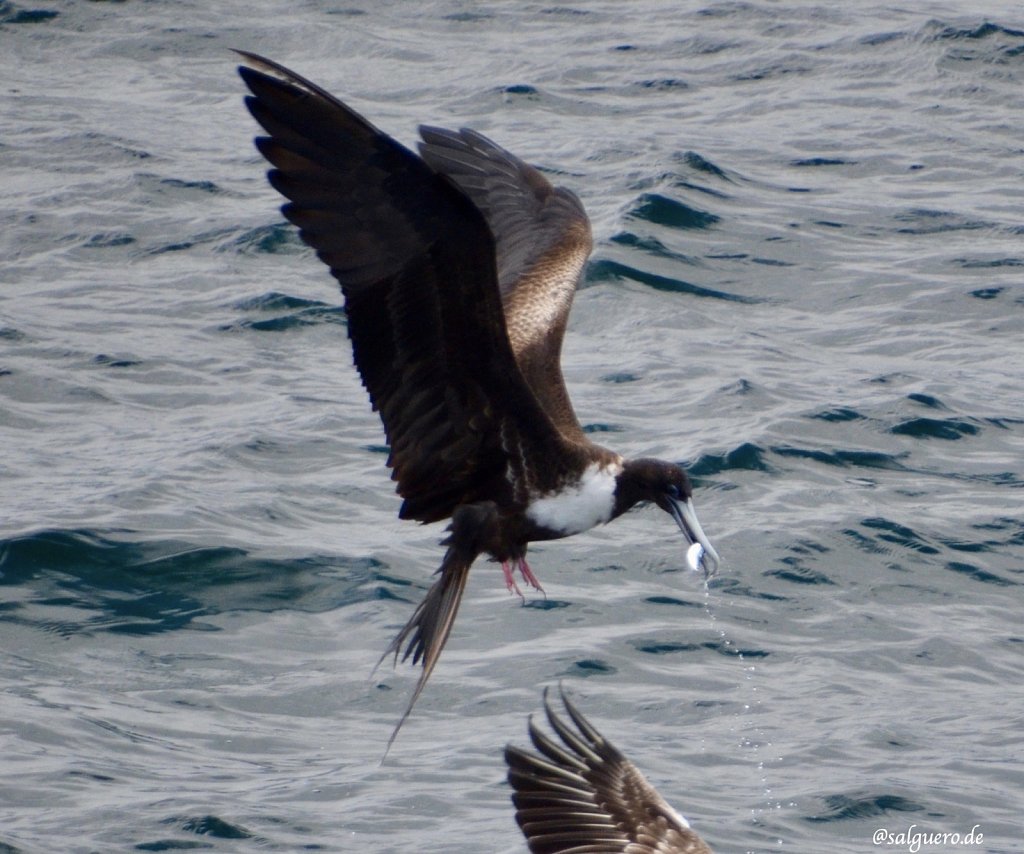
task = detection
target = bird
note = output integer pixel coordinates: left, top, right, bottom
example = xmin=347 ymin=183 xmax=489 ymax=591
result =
xmin=236 ymin=52 xmax=720 ymax=750
xmin=506 ymin=686 xmax=713 ymax=854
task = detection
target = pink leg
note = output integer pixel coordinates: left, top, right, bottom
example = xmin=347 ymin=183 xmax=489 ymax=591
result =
xmin=502 ymin=560 xmax=525 ymax=600
xmin=516 ymin=557 xmax=545 ymax=594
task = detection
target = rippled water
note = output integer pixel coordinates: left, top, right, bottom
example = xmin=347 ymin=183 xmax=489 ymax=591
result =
xmin=3 ymin=2 xmax=1023 ymax=852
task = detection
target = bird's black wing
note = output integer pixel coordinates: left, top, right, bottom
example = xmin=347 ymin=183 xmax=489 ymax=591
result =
xmin=237 ymin=53 xmax=585 ymax=522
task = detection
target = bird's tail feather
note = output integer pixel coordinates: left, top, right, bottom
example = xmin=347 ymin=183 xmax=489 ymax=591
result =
xmin=377 ymin=542 xmax=475 ymax=757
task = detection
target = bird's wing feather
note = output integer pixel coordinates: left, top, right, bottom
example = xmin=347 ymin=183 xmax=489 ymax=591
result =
xmin=418 ymin=126 xmax=591 ymax=440
xmin=506 ymin=688 xmax=714 ymax=854
xmin=237 ymin=52 xmax=583 ymax=521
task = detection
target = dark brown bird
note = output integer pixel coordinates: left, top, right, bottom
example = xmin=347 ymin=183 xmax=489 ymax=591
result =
xmin=236 ymin=53 xmax=719 ymax=750
xmin=507 ymin=687 xmax=713 ymax=854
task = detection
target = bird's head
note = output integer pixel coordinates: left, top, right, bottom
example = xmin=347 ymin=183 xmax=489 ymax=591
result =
xmin=615 ymin=458 xmax=720 ymax=577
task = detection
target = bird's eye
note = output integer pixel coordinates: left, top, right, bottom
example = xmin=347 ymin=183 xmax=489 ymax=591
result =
xmin=666 ymin=484 xmax=681 ymax=499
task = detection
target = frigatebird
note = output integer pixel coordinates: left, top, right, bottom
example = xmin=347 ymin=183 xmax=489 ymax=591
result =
xmin=237 ymin=53 xmax=720 ymax=749
xmin=507 ymin=687 xmax=713 ymax=854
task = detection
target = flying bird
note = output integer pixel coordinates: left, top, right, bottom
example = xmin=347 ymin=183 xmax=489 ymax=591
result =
xmin=237 ymin=53 xmax=720 ymax=750
xmin=506 ymin=687 xmax=713 ymax=854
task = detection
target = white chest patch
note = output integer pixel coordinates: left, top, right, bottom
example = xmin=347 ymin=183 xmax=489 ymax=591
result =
xmin=526 ymin=460 xmax=622 ymax=536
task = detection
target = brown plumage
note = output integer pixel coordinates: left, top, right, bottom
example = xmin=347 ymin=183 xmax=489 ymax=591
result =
xmin=507 ymin=688 xmax=714 ymax=854
xmin=237 ymin=53 xmax=720 ymax=751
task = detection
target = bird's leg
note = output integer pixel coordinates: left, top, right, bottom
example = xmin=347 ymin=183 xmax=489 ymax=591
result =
xmin=516 ymin=557 xmax=545 ymax=595
xmin=502 ymin=560 xmax=525 ymax=601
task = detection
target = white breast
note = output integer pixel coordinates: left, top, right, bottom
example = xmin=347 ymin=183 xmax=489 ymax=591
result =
xmin=526 ymin=460 xmax=622 ymax=536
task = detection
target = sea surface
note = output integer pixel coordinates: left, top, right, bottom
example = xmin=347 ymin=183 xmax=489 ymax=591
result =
xmin=2 ymin=2 xmax=1023 ymax=852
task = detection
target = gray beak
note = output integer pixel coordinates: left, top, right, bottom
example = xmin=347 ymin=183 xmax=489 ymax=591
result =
xmin=667 ymin=496 xmax=720 ymax=578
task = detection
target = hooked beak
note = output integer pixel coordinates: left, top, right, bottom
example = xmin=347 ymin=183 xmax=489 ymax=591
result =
xmin=665 ymin=496 xmax=720 ymax=578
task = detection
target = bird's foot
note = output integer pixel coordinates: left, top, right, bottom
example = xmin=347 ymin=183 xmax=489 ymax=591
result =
xmin=502 ymin=560 xmax=526 ymax=601
xmin=502 ymin=559 xmax=545 ymax=601
xmin=516 ymin=558 xmax=545 ymax=596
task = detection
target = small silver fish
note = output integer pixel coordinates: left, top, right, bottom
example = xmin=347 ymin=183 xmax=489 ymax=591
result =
xmin=686 ymin=542 xmax=705 ymax=573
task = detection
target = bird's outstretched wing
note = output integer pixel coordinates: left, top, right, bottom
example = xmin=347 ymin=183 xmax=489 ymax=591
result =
xmin=418 ymin=127 xmax=592 ymax=440
xmin=506 ymin=687 xmax=714 ymax=854
xmin=237 ymin=52 xmax=584 ymax=522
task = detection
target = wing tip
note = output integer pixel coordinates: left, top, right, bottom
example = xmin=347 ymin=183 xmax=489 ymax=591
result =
xmin=508 ymin=686 xmax=714 ymax=854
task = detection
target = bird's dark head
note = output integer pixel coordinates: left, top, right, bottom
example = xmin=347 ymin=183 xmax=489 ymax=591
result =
xmin=615 ymin=458 xmax=720 ymax=577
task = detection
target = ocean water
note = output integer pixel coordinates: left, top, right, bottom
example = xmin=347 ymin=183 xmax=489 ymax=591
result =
xmin=2 ymin=1 xmax=1023 ymax=852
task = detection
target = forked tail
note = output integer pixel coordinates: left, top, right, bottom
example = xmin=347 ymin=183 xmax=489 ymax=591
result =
xmin=376 ymin=541 xmax=476 ymax=757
